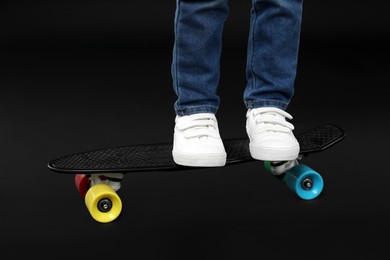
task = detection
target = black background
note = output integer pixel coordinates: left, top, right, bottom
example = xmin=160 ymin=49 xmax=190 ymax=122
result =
xmin=1 ymin=1 xmax=389 ymax=258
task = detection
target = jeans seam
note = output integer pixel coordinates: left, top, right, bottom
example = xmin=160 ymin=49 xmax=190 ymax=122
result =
xmin=174 ymin=0 xmax=181 ymax=112
xmin=249 ymin=0 xmax=258 ymax=93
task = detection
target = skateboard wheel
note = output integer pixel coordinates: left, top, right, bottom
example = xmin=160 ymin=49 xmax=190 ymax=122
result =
xmin=263 ymin=161 xmax=272 ymax=173
xmin=284 ymin=164 xmax=323 ymax=200
xmin=75 ymin=174 xmax=90 ymax=198
xmin=84 ymin=184 xmax=122 ymax=223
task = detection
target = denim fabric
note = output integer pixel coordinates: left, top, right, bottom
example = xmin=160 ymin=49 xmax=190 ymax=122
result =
xmin=172 ymin=0 xmax=303 ymax=116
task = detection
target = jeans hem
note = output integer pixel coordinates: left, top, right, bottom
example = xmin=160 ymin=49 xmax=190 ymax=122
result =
xmin=245 ymin=100 xmax=289 ymax=110
xmin=175 ymin=105 xmax=218 ymax=116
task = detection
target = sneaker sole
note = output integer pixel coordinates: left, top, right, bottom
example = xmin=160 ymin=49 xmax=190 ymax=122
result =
xmin=249 ymin=144 xmax=299 ymax=161
xmin=172 ymin=151 xmax=227 ymax=167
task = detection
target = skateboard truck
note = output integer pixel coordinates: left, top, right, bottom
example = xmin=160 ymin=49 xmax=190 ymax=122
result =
xmin=265 ymin=159 xmax=299 ymax=177
xmin=88 ymin=173 xmax=124 ymax=192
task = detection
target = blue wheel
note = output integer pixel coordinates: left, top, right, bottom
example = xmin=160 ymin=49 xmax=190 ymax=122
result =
xmin=283 ymin=164 xmax=323 ymax=200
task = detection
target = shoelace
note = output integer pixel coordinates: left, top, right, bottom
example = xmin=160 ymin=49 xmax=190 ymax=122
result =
xmin=251 ymin=108 xmax=294 ymax=134
xmin=176 ymin=114 xmax=219 ymax=139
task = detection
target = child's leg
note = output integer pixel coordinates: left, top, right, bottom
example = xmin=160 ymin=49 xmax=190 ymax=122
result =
xmin=244 ymin=0 xmax=303 ymax=161
xmin=172 ymin=0 xmax=229 ymax=116
xmin=171 ymin=0 xmax=229 ymax=167
xmin=244 ymin=0 xmax=303 ymax=110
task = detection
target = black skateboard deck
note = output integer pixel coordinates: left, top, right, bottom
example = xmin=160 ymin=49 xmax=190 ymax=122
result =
xmin=47 ymin=123 xmax=346 ymax=223
xmin=48 ymin=123 xmax=345 ymax=174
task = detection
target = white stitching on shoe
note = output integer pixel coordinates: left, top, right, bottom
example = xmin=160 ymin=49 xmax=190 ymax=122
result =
xmin=251 ymin=108 xmax=294 ymax=134
xmin=176 ymin=114 xmax=219 ymax=139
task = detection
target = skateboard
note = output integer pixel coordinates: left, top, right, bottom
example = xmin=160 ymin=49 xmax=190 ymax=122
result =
xmin=48 ymin=123 xmax=346 ymax=223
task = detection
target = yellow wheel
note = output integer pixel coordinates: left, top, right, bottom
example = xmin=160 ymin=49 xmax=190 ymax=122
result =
xmin=84 ymin=183 xmax=122 ymax=223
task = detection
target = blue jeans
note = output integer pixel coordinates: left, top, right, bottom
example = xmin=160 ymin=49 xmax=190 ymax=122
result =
xmin=172 ymin=0 xmax=303 ymax=116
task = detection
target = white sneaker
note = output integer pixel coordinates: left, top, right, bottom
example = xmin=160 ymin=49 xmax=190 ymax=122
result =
xmin=246 ymin=107 xmax=300 ymax=161
xmin=172 ymin=113 xmax=227 ymax=167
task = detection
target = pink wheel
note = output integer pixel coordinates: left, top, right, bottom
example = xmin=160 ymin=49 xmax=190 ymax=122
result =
xmin=75 ymin=174 xmax=90 ymax=198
